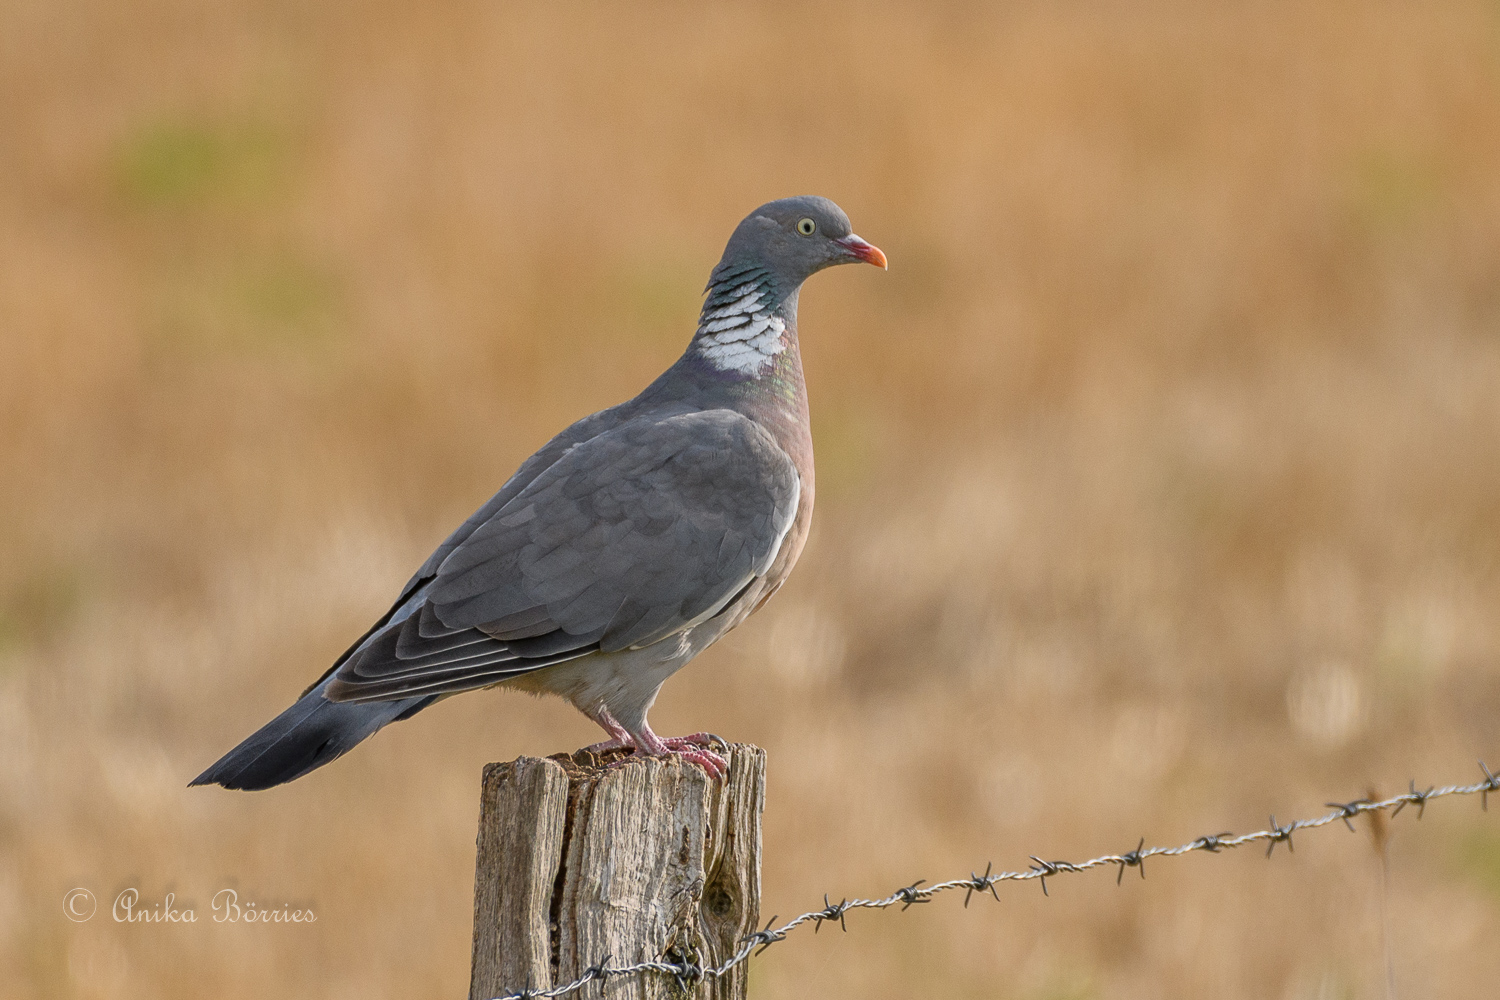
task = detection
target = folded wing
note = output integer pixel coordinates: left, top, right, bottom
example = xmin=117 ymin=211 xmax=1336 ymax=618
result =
xmin=324 ymin=409 xmax=800 ymax=702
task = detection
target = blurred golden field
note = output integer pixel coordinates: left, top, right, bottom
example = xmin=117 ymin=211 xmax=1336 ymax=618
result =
xmin=5 ymin=1 xmax=1500 ymax=997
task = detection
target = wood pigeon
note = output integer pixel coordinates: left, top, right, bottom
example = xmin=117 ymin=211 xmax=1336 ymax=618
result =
xmin=192 ymin=196 xmax=885 ymax=790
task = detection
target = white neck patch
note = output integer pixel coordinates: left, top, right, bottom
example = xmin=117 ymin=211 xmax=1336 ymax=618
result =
xmin=694 ymin=280 xmax=787 ymax=376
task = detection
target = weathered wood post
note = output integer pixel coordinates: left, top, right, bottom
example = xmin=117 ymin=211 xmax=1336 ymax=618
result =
xmin=469 ymin=744 xmax=766 ymax=1000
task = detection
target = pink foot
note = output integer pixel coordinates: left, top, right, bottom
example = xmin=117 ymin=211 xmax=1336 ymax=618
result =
xmin=581 ymin=705 xmax=635 ymax=755
xmin=662 ymin=732 xmax=728 ymax=753
xmin=611 ymin=727 xmax=728 ymax=779
xmin=615 ymin=745 xmax=727 ymax=778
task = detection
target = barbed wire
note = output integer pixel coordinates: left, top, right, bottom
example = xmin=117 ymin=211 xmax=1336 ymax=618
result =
xmin=486 ymin=760 xmax=1500 ymax=1000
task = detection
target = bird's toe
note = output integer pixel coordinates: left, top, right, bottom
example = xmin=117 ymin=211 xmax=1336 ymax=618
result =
xmin=662 ymin=732 xmax=729 ymax=752
xmin=583 ymin=736 xmax=634 ymax=754
xmin=607 ymin=743 xmax=727 ymax=779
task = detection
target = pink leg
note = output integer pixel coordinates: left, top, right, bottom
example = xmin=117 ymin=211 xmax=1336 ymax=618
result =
xmin=581 ymin=705 xmax=635 ymax=754
xmin=616 ymin=721 xmax=728 ymax=779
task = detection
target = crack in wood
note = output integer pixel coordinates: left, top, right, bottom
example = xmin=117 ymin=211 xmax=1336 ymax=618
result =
xmin=470 ymin=745 xmax=765 ymax=1000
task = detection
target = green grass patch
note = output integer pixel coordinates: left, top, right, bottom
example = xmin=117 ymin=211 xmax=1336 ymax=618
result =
xmin=114 ymin=117 xmax=286 ymax=209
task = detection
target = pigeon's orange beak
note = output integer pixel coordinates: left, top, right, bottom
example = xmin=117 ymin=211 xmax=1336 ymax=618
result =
xmin=838 ymin=234 xmax=888 ymax=270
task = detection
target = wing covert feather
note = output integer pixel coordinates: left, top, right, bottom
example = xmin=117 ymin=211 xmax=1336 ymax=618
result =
xmin=429 ymin=409 xmax=800 ymax=652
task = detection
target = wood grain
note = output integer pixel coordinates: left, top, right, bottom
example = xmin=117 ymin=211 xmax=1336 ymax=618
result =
xmin=469 ymin=745 xmax=765 ymax=1000
xmin=469 ymin=756 xmax=571 ymax=1000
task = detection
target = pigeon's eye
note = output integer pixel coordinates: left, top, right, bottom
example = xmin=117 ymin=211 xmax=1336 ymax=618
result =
xmin=796 ymin=218 xmax=816 ymax=236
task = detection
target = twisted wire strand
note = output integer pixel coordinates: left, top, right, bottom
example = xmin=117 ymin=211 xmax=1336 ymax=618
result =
xmin=486 ymin=761 xmax=1500 ymax=1000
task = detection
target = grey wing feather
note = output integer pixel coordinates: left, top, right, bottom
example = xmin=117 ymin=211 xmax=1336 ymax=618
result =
xmin=301 ymin=404 xmax=635 ymax=702
xmin=303 ymin=405 xmax=630 ymax=702
xmin=432 ymin=409 xmax=799 ymax=647
xmin=395 ymin=404 xmax=631 ymax=601
xmin=324 ymin=409 xmax=799 ymax=703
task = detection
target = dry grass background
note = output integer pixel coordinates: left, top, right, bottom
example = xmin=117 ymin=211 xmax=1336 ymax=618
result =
xmin=4 ymin=1 xmax=1500 ymax=997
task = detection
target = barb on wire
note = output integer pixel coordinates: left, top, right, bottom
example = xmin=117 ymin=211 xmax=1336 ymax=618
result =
xmin=1326 ymin=799 xmax=1371 ymax=832
xmin=894 ymin=879 xmax=929 ymax=910
xmin=485 ymin=761 xmax=1499 ymax=1000
xmin=1480 ymin=761 xmax=1500 ymax=810
xmin=813 ymin=894 xmax=849 ymax=931
xmin=964 ymin=863 xmax=1000 ymax=908
xmin=1116 ymin=838 xmax=1147 ymax=884
xmin=1264 ymin=815 xmax=1297 ymax=857
xmin=1392 ymin=780 xmax=1434 ymax=820
xmin=746 ymin=916 xmax=784 ymax=956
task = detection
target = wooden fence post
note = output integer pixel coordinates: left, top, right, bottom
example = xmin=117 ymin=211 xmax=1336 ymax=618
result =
xmin=470 ymin=744 xmax=766 ymax=1000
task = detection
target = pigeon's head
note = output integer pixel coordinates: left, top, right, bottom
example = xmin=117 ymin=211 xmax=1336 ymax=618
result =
xmin=720 ymin=196 xmax=886 ymax=287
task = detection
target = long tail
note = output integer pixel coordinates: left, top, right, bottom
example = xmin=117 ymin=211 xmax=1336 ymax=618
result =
xmin=190 ymin=680 xmax=435 ymax=791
